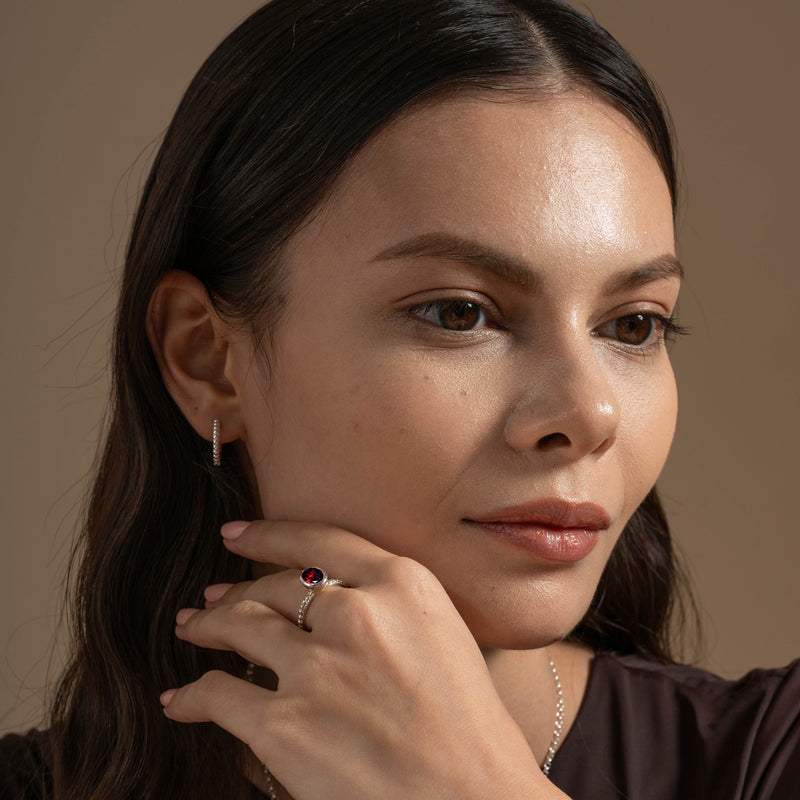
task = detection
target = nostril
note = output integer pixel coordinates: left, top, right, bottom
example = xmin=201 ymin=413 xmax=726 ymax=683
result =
xmin=536 ymin=432 xmax=571 ymax=450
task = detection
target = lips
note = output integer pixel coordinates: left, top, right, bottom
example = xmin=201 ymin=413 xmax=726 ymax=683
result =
xmin=464 ymin=499 xmax=610 ymax=563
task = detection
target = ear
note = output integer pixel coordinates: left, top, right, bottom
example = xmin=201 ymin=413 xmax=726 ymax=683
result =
xmin=146 ymin=270 xmax=244 ymax=445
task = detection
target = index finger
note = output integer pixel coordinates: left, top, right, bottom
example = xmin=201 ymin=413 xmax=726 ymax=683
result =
xmin=221 ymin=519 xmax=394 ymax=586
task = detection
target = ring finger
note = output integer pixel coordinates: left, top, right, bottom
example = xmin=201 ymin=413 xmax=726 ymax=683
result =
xmin=202 ymin=566 xmax=349 ymax=632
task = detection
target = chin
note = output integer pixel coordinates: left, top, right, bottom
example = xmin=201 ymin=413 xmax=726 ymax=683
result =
xmin=476 ymin=629 xmax=569 ymax=652
xmin=458 ymin=598 xmax=593 ymax=652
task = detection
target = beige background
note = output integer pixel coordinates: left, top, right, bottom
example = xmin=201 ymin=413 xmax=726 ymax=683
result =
xmin=1 ymin=1 xmax=798 ymax=733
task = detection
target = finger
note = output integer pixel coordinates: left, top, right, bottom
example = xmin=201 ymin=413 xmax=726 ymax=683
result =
xmin=204 ymin=580 xmax=258 ymax=608
xmin=203 ymin=582 xmax=235 ymax=604
xmin=203 ymin=570 xmax=348 ymax=631
xmin=203 ymin=566 xmax=292 ymax=608
xmin=161 ymin=670 xmax=282 ymax=763
xmin=221 ymin=519 xmax=395 ymax=584
xmin=175 ymin=600 xmax=306 ymax=670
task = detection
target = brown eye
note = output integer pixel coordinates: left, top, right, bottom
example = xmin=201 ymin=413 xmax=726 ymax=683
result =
xmin=613 ymin=314 xmax=656 ymax=345
xmin=414 ymin=299 xmax=488 ymax=331
xmin=439 ymin=301 xmax=483 ymax=331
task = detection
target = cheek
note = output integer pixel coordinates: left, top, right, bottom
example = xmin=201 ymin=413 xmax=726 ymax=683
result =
xmin=619 ymin=361 xmax=678 ymax=503
xmin=248 ymin=348 xmax=495 ymax=531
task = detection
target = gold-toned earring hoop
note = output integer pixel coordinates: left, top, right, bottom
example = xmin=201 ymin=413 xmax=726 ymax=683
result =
xmin=212 ymin=419 xmax=221 ymax=467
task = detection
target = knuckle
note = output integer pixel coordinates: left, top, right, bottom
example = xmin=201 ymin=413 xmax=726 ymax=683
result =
xmin=267 ymin=696 xmax=307 ymax=747
xmin=302 ymin=641 xmax=335 ymax=675
xmin=271 ymin=696 xmax=299 ymax=727
xmin=193 ymin=669 xmax=229 ymax=700
xmin=334 ymin=590 xmax=388 ymax=638
xmin=384 ymin=555 xmax=437 ymax=590
xmin=335 ymin=586 xmax=372 ymax=618
xmin=227 ymin=599 xmax=265 ymax=621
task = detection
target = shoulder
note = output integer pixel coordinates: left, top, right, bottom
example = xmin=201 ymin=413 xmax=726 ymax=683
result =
xmin=594 ymin=649 xmax=800 ymax=705
xmin=551 ymin=652 xmax=800 ymax=800
xmin=597 ymin=651 xmax=800 ymax=735
xmin=0 ymin=730 xmax=52 ymax=800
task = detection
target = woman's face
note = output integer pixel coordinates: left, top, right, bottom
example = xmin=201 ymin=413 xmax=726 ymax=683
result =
xmin=232 ymin=93 xmax=680 ymax=649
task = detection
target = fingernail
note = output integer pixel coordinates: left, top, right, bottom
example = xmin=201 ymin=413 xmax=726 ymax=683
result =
xmin=204 ymin=583 xmax=234 ymax=603
xmin=160 ymin=689 xmax=177 ymax=706
xmin=221 ymin=521 xmax=250 ymax=539
xmin=175 ymin=608 xmax=199 ymax=626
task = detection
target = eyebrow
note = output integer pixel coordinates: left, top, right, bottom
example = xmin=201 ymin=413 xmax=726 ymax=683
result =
xmin=373 ymin=233 xmax=539 ymax=289
xmin=371 ymin=232 xmax=684 ymax=294
xmin=601 ymin=254 xmax=684 ymax=294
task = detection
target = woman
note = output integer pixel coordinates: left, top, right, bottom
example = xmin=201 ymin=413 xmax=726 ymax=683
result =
xmin=2 ymin=0 xmax=798 ymax=798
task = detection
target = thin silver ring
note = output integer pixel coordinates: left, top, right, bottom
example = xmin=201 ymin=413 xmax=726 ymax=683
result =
xmin=297 ymin=569 xmax=345 ymax=630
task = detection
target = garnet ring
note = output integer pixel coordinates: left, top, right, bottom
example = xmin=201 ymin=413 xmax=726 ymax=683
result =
xmin=297 ymin=567 xmax=345 ymax=630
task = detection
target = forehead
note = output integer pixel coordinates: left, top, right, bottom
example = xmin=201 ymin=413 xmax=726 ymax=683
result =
xmin=295 ymin=91 xmax=673 ymax=274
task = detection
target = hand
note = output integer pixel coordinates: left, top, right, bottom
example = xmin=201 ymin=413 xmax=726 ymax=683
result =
xmin=160 ymin=520 xmax=565 ymax=800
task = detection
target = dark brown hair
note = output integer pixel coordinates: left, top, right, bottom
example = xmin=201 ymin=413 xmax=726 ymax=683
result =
xmin=51 ymin=2 xmax=691 ymax=797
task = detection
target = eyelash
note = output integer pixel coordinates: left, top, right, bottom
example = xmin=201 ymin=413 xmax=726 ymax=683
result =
xmin=408 ymin=298 xmax=688 ymax=349
xmin=594 ymin=312 xmax=689 ymax=351
xmin=408 ymin=298 xmax=494 ymax=333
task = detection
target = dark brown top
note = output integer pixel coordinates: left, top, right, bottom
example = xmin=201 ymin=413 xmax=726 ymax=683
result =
xmin=550 ymin=652 xmax=800 ymax=799
xmin=2 ymin=652 xmax=798 ymax=798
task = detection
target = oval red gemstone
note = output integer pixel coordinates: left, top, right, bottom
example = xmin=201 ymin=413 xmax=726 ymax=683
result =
xmin=301 ymin=567 xmax=325 ymax=587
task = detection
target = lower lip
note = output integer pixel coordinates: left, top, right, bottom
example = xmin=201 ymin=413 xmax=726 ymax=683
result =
xmin=466 ymin=521 xmax=601 ymax=563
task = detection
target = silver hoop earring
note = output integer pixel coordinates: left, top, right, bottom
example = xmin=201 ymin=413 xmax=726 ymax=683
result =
xmin=212 ymin=419 xmax=221 ymax=467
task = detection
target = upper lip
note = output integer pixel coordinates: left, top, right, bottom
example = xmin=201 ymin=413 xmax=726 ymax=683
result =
xmin=466 ymin=498 xmax=611 ymax=530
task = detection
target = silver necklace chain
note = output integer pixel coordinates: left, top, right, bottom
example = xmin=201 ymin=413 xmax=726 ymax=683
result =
xmin=541 ymin=656 xmax=565 ymax=776
xmin=261 ymin=764 xmax=278 ymax=800
xmin=246 ymin=654 xmax=563 ymax=797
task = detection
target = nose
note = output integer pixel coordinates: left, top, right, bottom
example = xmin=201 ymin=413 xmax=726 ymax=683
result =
xmin=504 ymin=342 xmax=621 ymax=459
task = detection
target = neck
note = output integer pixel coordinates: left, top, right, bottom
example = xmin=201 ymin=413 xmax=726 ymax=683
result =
xmin=481 ymin=641 xmax=593 ymax=769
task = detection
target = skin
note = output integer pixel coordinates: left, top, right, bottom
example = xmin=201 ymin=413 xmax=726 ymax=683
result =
xmin=150 ymin=91 xmax=681 ymax=799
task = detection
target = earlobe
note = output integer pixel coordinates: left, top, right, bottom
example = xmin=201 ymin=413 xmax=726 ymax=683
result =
xmin=146 ymin=270 xmax=244 ymax=444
